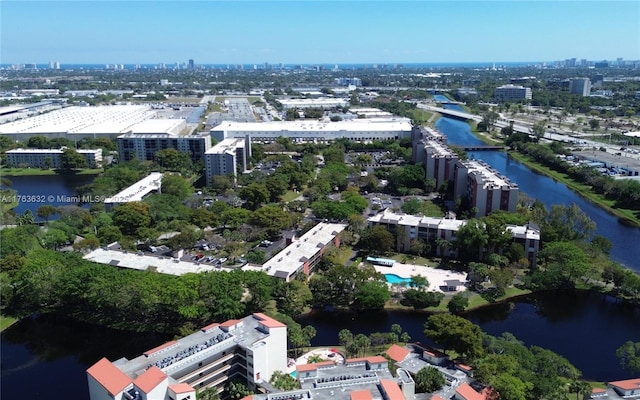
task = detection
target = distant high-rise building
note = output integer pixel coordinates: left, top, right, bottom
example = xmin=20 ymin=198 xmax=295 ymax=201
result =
xmin=494 ymin=84 xmax=532 ymax=101
xmin=569 ymin=78 xmax=591 ymax=96
xmin=188 ymin=59 xmax=194 ymax=69
xmin=565 ymin=58 xmax=577 ymax=67
xmin=595 ymin=60 xmax=610 ymax=68
xmin=591 ymin=73 xmax=604 ymax=88
xmin=48 ymin=61 xmax=54 ymax=69
xmin=54 ymin=61 xmax=60 ymax=69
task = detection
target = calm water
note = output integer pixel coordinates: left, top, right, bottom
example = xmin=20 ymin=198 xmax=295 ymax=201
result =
xmin=0 ymin=315 xmax=171 ymax=400
xmin=435 ymin=115 xmax=640 ymax=270
xmin=300 ymin=291 xmax=640 ymax=382
xmin=3 ymin=174 xmax=96 ymax=219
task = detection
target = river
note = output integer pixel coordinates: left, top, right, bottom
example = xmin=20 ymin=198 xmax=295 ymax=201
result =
xmin=435 ymin=114 xmax=640 ymax=271
xmin=2 ymin=291 xmax=638 ymax=400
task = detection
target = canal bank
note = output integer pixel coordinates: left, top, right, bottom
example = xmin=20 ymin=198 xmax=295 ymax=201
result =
xmin=434 ymin=114 xmax=640 ymax=270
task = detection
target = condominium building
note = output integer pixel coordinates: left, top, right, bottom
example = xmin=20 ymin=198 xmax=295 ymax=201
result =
xmin=210 ymin=120 xmax=415 ymax=143
xmin=422 ymin=140 xmax=459 ymax=189
xmin=252 ymin=222 xmax=347 ymax=281
xmin=454 ymin=160 xmax=519 ymax=217
xmin=368 ymin=209 xmax=540 ymax=266
xmin=248 ymin=356 xmax=414 ymax=400
xmin=204 ymin=137 xmax=251 ymax=186
xmin=5 ymin=147 xmax=102 ymax=168
xmin=104 ymin=172 xmax=163 ymax=209
xmin=494 ymin=84 xmax=532 ymax=101
xmin=86 ymin=313 xmax=287 ymax=400
xmin=569 ymin=78 xmax=592 ymax=97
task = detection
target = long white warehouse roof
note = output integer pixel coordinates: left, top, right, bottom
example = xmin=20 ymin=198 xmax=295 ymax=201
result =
xmin=211 ymin=119 xmax=413 ymax=133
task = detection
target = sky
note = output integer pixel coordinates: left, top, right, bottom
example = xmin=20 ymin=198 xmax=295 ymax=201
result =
xmin=1 ymin=1 xmax=639 ymax=65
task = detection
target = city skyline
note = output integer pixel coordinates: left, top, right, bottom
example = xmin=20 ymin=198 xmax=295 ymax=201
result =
xmin=1 ymin=1 xmax=639 ymax=65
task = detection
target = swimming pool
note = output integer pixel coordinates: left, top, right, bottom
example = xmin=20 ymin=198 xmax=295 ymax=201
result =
xmin=290 ymin=370 xmax=297 ymax=378
xmin=384 ymin=274 xmax=411 ymax=284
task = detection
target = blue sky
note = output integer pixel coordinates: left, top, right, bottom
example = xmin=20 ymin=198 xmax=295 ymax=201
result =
xmin=1 ymin=1 xmax=638 ymax=64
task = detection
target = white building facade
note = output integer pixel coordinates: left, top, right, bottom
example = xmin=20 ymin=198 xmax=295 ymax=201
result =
xmin=5 ymin=147 xmax=102 ymax=168
xmin=569 ymin=78 xmax=592 ymax=97
xmin=210 ymin=120 xmax=415 ymax=143
xmin=86 ymin=313 xmax=287 ymax=400
xmin=494 ymin=84 xmax=532 ymax=101
xmin=204 ymin=137 xmax=251 ymax=186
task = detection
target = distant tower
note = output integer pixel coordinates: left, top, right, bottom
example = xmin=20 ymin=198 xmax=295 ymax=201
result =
xmin=54 ymin=61 xmax=60 ymax=69
xmin=188 ymin=59 xmax=195 ymax=69
xmin=49 ymin=61 xmax=54 ymax=69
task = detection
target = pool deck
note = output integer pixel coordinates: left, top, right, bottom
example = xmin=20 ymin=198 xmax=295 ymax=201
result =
xmin=287 ymin=348 xmax=345 ymax=373
xmin=374 ymin=262 xmax=468 ymax=293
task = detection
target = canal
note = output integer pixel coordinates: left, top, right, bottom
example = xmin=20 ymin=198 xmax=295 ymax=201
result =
xmin=435 ymin=114 xmax=640 ymax=271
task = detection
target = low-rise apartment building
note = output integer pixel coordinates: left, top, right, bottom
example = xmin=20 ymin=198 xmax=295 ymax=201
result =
xmin=368 ymin=209 xmax=540 ymax=266
xmin=5 ymin=147 xmax=102 ymax=168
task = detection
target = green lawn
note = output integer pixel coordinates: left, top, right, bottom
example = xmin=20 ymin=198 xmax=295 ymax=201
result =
xmin=0 ymin=168 xmax=102 ymax=177
xmin=282 ymin=190 xmax=301 ymax=202
xmin=0 ymin=315 xmax=18 ymax=332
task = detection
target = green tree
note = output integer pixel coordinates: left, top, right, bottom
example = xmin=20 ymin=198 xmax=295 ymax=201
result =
xmin=112 ymin=202 xmax=151 ymax=236
xmin=353 ymin=280 xmax=390 ymax=311
xmin=239 ymin=183 xmax=270 ymax=210
xmin=270 ymin=371 xmax=299 ymax=391
xmin=424 ymin=314 xmax=484 ymax=359
xmin=589 ymin=119 xmax=600 ymax=130
xmin=402 ymin=289 xmax=444 ymax=310
xmin=60 ymin=148 xmax=87 ymax=171
xmin=36 ymin=204 xmax=57 ymax=221
xmin=338 ymin=329 xmax=354 ymax=347
xmin=492 ymin=374 xmax=530 ymax=400
xmin=359 ymin=226 xmax=395 ymax=253
xmin=161 ymin=174 xmax=193 ymax=198
xmin=154 ymin=148 xmax=193 ymax=171
xmin=414 ymin=366 xmax=446 ymax=393
xmin=616 ymin=341 xmax=640 ymax=374
xmin=249 ymin=205 xmax=294 ymax=236
xmin=226 ymin=381 xmax=253 ymax=400
xmin=447 ymin=292 xmax=469 ymax=314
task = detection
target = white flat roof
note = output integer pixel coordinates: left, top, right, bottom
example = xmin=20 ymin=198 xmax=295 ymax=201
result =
xmin=83 ymin=247 xmax=221 ymax=275
xmin=129 ymin=119 xmax=186 ymax=134
xmin=0 ymin=105 xmax=155 ymax=135
xmin=211 ymin=119 xmax=412 ymax=133
xmin=256 ymin=222 xmax=347 ymax=279
xmin=205 ymin=137 xmax=246 ymax=154
xmin=6 ymin=147 xmax=101 ymax=154
xmin=624 ymin=131 xmax=640 ymax=138
xmin=104 ymin=172 xmax=163 ymax=204
xmin=463 ymin=160 xmax=515 ymax=189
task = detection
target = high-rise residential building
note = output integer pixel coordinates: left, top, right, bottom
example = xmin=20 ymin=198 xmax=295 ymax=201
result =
xmin=494 ymin=84 xmax=532 ymax=101
xmin=454 ymin=159 xmax=519 ymax=217
xmin=204 ymin=137 xmax=251 ymax=186
xmin=188 ymin=59 xmax=194 ymax=69
xmin=569 ymin=78 xmax=592 ymax=96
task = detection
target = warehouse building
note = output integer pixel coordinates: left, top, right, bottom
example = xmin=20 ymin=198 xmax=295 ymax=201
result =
xmin=210 ymin=120 xmax=416 ymax=143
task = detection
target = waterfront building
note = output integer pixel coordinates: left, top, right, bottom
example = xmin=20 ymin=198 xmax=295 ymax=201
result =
xmin=368 ymin=209 xmax=540 ymax=266
xmin=210 ymin=120 xmax=415 ymax=143
xmin=104 ymin=172 xmax=163 ymax=209
xmin=247 ymin=356 xmax=414 ymax=400
xmin=421 ymin=140 xmax=459 ymax=189
xmin=494 ymin=84 xmax=532 ymax=101
xmin=204 ymin=137 xmax=251 ymax=186
xmin=569 ymin=78 xmax=592 ymax=96
xmin=453 ymin=160 xmax=519 ymax=217
xmin=250 ymin=222 xmax=347 ymax=281
xmin=5 ymin=147 xmax=102 ymax=168
xmin=86 ymin=313 xmax=287 ymax=400
xmin=589 ymin=378 xmax=640 ymax=399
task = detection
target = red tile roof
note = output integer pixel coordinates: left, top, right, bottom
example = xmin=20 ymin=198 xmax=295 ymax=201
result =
xmin=351 ymin=390 xmax=373 ymax=400
xmin=423 ymin=348 xmax=447 ymax=358
xmin=220 ymin=319 xmax=240 ymax=327
xmin=609 ymin=378 xmax=640 ymax=390
xmin=591 ymin=388 xmax=606 ymax=393
xmin=379 ymin=379 xmax=406 ymax=400
xmin=456 ymin=363 xmax=473 ymax=371
xmin=455 ymin=383 xmax=485 ymax=400
xmin=87 ymin=358 xmax=131 ymax=396
xmin=253 ymin=313 xmax=286 ymax=328
xmin=169 ymin=383 xmax=195 ymax=394
xmin=296 ymin=361 xmax=334 ymax=372
xmin=143 ymin=340 xmax=178 ymax=357
xmin=386 ymin=344 xmax=410 ymax=362
xmin=200 ymin=322 xmax=220 ymax=332
xmin=133 ymin=366 xmax=167 ymax=394
xmin=240 ymin=396 xmax=254 ymax=400
xmin=347 ymin=355 xmax=388 ymax=364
